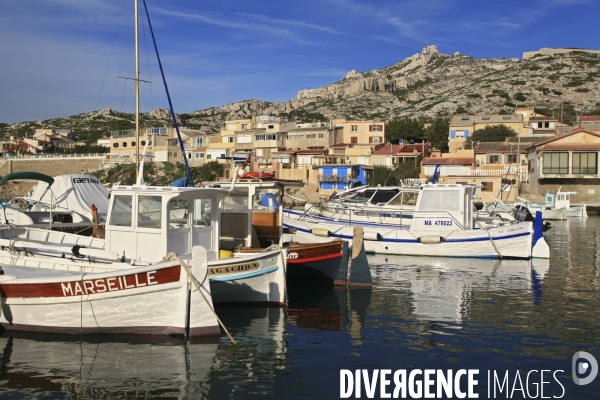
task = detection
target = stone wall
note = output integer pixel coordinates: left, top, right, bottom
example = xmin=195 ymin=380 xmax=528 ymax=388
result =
xmin=0 ymin=157 xmax=106 ymax=177
xmin=534 ymin=179 xmax=600 ymax=204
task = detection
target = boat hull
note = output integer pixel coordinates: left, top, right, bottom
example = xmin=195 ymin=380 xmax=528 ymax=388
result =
xmin=208 ymin=249 xmax=286 ymax=306
xmin=0 ymin=256 xmax=220 ymax=336
xmin=283 ymin=215 xmax=540 ymax=259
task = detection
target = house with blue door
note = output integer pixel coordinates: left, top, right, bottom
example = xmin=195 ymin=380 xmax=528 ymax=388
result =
xmin=449 ymin=114 xmax=524 ymax=154
xmin=313 ymin=164 xmax=372 ymax=195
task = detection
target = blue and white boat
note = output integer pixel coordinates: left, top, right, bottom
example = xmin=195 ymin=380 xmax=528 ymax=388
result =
xmin=284 ymin=183 xmax=549 ymax=259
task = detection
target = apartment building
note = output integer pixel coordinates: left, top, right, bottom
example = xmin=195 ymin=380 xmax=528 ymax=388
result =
xmin=527 ymin=128 xmax=600 ymax=202
xmin=334 ymin=120 xmax=385 ymax=144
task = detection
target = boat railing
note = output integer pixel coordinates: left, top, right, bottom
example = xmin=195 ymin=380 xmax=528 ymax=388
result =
xmin=317 ymin=201 xmax=465 ymax=230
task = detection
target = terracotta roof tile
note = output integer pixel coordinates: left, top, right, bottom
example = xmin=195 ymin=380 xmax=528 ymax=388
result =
xmin=543 ymin=143 xmax=600 ymax=150
xmin=422 ymin=157 xmax=474 ymax=165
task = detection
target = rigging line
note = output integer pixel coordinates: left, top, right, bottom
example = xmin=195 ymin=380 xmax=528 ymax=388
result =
xmin=94 ymin=0 xmax=128 ymax=112
xmin=142 ymin=0 xmax=195 ymax=187
xmin=119 ymin=80 xmax=128 ymax=113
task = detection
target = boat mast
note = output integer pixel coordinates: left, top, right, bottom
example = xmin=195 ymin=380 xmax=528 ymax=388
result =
xmin=135 ymin=0 xmax=140 ymax=180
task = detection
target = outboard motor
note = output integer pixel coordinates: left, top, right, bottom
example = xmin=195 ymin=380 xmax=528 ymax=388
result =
xmin=513 ymin=205 xmax=535 ymax=223
xmin=513 ymin=205 xmax=552 ymax=232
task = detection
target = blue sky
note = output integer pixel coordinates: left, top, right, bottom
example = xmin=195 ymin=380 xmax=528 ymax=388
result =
xmin=1 ymin=0 xmax=598 ymax=123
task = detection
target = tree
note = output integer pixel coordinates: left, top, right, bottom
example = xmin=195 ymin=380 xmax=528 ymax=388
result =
xmin=466 ymin=125 xmax=517 ymax=148
xmin=194 ymin=161 xmax=224 ymax=182
xmin=424 ymin=118 xmax=449 ymax=152
xmin=385 ymin=117 xmax=425 ymax=144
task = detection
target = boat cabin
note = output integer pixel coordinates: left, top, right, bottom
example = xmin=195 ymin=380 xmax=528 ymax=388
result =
xmin=410 ymin=184 xmax=474 ymax=230
xmin=546 ymin=187 xmax=576 ymax=210
xmin=212 ymin=178 xmax=303 ymax=250
xmin=105 ymin=185 xmax=231 ymax=262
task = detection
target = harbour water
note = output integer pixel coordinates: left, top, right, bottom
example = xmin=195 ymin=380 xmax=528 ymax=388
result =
xmin=1 ymin=217 xmax=599 ymax=399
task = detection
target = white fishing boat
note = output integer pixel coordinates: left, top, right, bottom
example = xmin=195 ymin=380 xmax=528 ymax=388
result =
xmin=284 ymin=183 xmax=550 ymax=259
xmin=210 ymin=170 xmax=372 ymax=287
xmin=515 ymin=187 xmax=587 ymax=220
xmin=303 ymin=185 xmax=419 ymax=229
xmin=0 ymin=246 xmax=219 ymax=336
xmin=0 ymin=185 xmax=287 ymax=306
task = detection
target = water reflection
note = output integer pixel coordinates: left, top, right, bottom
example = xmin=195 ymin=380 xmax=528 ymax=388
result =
xmin=369 ymin=255 xmax=536 ymax=323
xmin=0 ymin=333 xmax=218 ymax=399
xmin=1 ymin=218 xmax=599 ymax=399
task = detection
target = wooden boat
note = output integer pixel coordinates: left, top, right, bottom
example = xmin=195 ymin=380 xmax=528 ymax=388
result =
xmin=284 ymin=183 xmax=550 ymax=259
xmin=516 ymin=187 xmax=587 ymax=220
xmin=212 ymin=175 xmax=372 ymax=287
xmin=0 ymin=185 xmax=288 ymax=307
xmin=237 ymin=239 xmax=351 ymax=286
xmin=0 ymin=246 xmax=220 ymax=336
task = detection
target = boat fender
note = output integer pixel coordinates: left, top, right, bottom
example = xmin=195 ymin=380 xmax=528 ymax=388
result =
xmin=71 ymin=245 xmax=87 ymax=259
xmin=363 ymin=232 xmax=382 ymax=241
xmin=311 ymin=228 xmax=331 ymax=237
xmin=418 ymin=235 xmax=444 ymax=244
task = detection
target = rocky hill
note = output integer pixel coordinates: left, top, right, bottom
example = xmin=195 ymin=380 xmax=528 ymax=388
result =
xmin=2 ymin=45 xmax=599 ymax=141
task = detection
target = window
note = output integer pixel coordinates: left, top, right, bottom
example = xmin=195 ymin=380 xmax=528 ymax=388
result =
xmin=188 ymin=153 xmax=192 ymax=159
xmin=543 ymin=152 xmax=569 ymax=174
xmin=131 ymin=142 xmax=136 ymax=147
xmin=207 ymin=154 xmax=212 ymax=160
xmin=573 ymin=152 xmax=598 ymax=174
xmin=370 ymin=125 xmax=383 ymax=132
xmin=351 ymin=137 xmax=358 ymax=144
xmin=226 ymin=136 xmax=234 ymax=143
xmin=169 ymin=199 xmax=189 ymax=229
xmin=137 ymin=195 xmax=162 ymax=229
xmin=505 ymin=154 xmax=518 ymax=164
xmin=255 ymin=134 xmax=277 ymax=141
xmin=481 ymin=182 xmax=494 ymax=192
xmin=195 ymin=152 xmax=205 ymax=159
xmin=113 ymin=143 xmax=119 ymax=148
xmin=122 ymin=142 xmax=127 ymax=147
xmin=455 ymin=130 xmax=465 ymax=138
xmin=150 ymin=128 xmax=167 ymax=135
xmin=194 ymin=199 xmax=212 ymax=226
xmin=268 ymin=124 xmax=274 ymax=129
xmin=306 ymin=133 xmax=324 ymax=139
xmin=289 ymin=134 xmax=304 ymax=140
xmin=241 ymin=123 xmax=248 ymax=130
xmin=351 ymin=125 xmax=358 ymax=132
xmin=503 ymin=116 xmax=511 ymax=120
xmin=237 ymin=135 xmax=252 ymax=143
xmin=141 ymin=141 xmax=146 ymax=146
xmin=369 ymin=136 xmax=382 ymax=143
xmin=482 ymin=117 xmax=490 ymax=120
xmin=109 ymin=195 xmax=133 ymax=227
xmin=228 ymin=124 xmax=236 ymax=130
xmin=487 ymin=154 xmax=500 ymax=164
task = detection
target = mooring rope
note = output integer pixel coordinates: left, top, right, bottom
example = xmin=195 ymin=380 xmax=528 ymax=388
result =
xmin=162 ymin=252 xmax=237 ymax=345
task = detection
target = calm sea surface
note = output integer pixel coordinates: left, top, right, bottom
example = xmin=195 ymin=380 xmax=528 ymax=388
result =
xmin=1 ymin=217 xmax=599 ymax=399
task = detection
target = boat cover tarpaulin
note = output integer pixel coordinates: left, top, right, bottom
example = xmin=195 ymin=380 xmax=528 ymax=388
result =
xmin=29 ymin=174 xmax=110 ymax=222
xmin=2 ymin=172 xmax=54 ymax=186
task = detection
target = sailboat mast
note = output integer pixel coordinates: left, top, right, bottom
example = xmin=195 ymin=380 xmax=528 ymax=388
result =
xmin=135 ymin=0 xmax=140 ymax=179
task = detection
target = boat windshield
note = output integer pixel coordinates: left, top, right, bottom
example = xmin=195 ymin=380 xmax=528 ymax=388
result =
xmin=419 ymin=190 xmax=461 ymax=211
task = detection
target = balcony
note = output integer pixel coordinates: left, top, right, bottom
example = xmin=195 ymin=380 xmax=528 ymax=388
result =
xmin=318 ymin=174 xmax=352 ymax=182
